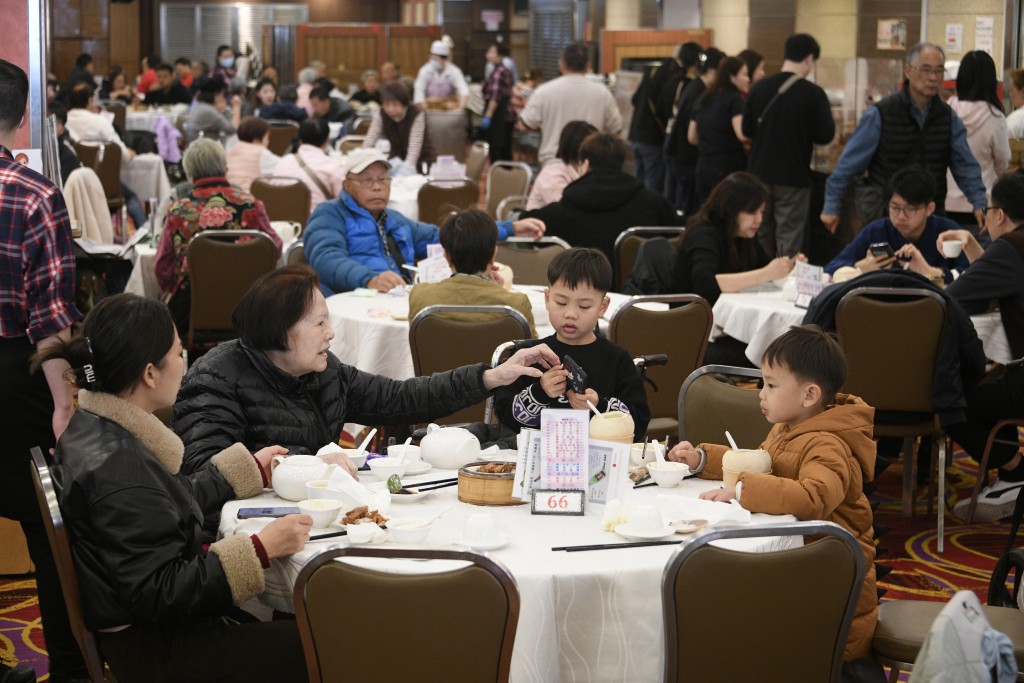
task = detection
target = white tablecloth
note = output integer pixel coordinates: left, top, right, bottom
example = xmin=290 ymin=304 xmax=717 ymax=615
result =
xmin=326 ymin=289 xmax=643 ymax=380
xmin=218 ymin=473 xmax=797 ymax=683
xmin=120 ymin=153 xmax=171 ymax=207
xmin=711 ymin=286 xmax=1013 ymax=365
xmin=125 ymin=106 xmax=187 ymax=132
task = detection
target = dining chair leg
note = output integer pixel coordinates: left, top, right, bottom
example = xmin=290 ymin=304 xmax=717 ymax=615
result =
xmin=937 ymin=435 xmax=946 ymax=553
xmin=902 ymin=436 xmax=916 ymax=518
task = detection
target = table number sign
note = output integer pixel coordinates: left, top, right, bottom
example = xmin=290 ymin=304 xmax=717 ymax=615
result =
xmin=530 ymin=489 xmax=585 ymax=516
xmin=794 ymin=261 xmax=827 ymax=309
xmin=586 ymin=439 xmax=630 ymax=505
xmin=539 ymin=409 xmax=588 ymax=490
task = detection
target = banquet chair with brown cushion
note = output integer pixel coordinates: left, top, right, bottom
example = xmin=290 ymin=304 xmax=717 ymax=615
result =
xmin=494 ymin=236 xmax=570 ymax=287
xmin=294 ymin=546 xmax=519 ymax=683
xmin=677 ymin=365 xmax=768 ymax=448
xmin=417 ymin=178 xmax=480 ymax=225
xmin=613 ymin=226 xmax=686 ymax=293
xmin=663 ymin=521 xmax=863 ymax=683
xmin=962 ymin=417 xmax=1024 ymax=526
xmin=105 ymin=102 xmax=126 ymax=134
xmin=351 ymin=115 xmax=373 ymax=136
xmin=466 ymin=140 xmax=490 ymax=183
xmin=486 ymin=161 xmax=532 ymax=219
xmin=265 ymin=120 xmax=299 ymax=156
xmin=250 ymin=176 xmax=312 ymax=231
xmin=284 ymin=239 xmax=307 ymax=266
xmin=495 ymin=194 xmax=527 ymax=222
xmin=409 ymin=305 xmax=531 ymax=425
xmin=336 ymin=135 xmax=366 ymax=155
xmin=74 ymin=141 xmax=125 ymax=213
xmin=30 ymin=447 xmax=115 ymax=682
xmin=608 ymin=294 xmax=712 ymax=441
xmin=835 ymin=287 xmax=948 ymax=546
xmin=186 ymin=230 xmax=279 ymax=353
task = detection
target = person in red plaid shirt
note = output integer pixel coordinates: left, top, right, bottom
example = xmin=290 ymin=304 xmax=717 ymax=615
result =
xmin=0 ymin=59 xmax=89 ymax=682
xmin=481 ymin=43 xmax=516 ymax=162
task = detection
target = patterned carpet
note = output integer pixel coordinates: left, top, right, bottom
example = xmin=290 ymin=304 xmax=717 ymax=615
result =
xmin=1 ymin=449 xmax=1017 ymax=680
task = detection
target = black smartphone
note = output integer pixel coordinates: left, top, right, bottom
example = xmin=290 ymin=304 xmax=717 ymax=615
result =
xmin=869 ymin=242 xmax=895 ymax=259
xmin=237 ymin=506 xmax=300 ymax=519
xmin=562 ymin=354 xmax=587 ymax=394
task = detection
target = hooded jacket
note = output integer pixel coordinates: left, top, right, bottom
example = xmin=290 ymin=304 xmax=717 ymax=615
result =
xmin=945 ymin=98 xmax=1011 ymax=214
xmin=54 ymin=390 xmax=266 ymax=630
xmin=520 ymin=169 xmax=680 ymax=261
xmin=174 ymin=339 xmax=492 ymax=473
xmin=698 ymin=394 xmax=878 ymax=661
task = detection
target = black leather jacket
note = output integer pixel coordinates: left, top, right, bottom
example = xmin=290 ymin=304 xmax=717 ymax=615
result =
xmin=174 ymin=340 xmax=491 ymax=473
xmin=54 ymin=395 xmax=259 ymax=630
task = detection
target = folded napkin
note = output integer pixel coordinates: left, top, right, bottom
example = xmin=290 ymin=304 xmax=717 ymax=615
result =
xmin=654 ymin=494 xmax=751 ymax=526
xmin=314 ymin=443 xmax=391 ymax=514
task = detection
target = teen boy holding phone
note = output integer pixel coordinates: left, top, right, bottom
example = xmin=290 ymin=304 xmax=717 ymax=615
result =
xmin=824 ymin=166 xmax=969 ymax=281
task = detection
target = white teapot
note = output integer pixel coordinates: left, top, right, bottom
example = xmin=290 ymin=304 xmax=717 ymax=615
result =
xmin=271 ymin=455 xmax=337 ymax=501
xmin=419 ymin=424 xmax=481 ymax=470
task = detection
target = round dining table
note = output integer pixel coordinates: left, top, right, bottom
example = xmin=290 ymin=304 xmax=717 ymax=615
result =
xmin=218 ymin=463 xmax=797 ymax=683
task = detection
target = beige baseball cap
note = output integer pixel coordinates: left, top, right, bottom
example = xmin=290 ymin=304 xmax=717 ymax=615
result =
xmin=430 ymin=40 xmax=450 ymax=58
xmin=343 ymin=148 xmax=392 ymax=176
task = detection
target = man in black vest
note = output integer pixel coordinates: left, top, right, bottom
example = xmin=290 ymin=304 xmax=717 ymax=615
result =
xmin=820 ymin=42 xmax=987 ymax=234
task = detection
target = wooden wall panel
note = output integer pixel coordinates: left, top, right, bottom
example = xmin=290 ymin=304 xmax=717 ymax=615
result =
xmin=600 ymin=29 xmax=713 ymax=74
xmin=80 ymin=0 xmax=109 ymax=38
xmin=52 ymin=0 xmax=82 ymax=39
xmin=856 ymin=0 xmax=921 ymax=61
xmin=748 ymin=0 xmax=794 ymax=74
xmin=110 ymin=2 xmax=141 ymax=80
xmin=389 ymin=25 xmax=443 ymax=78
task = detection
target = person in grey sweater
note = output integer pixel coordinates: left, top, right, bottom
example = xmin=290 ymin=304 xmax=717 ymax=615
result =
xmin=186 ymin=77 xmax=241 ymax=144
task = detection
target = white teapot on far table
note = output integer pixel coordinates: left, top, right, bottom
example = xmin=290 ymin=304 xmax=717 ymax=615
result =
xmin=271 ymin=455 xmax=337 ymax=501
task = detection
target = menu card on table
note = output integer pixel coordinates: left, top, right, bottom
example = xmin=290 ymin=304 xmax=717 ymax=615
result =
xmin=513 ymin=428 xmax=543 ymax=501
xmin=586 ymin=439 xmax=630 ymax=505
xmin=539 ymin=409 xmax=588 ymax=490
xmin=794 ymin=261 xmax=827 ymax=309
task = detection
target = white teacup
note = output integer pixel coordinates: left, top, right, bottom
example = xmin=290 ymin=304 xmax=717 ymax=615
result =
xmin=297 ymin=498 xmax=342 ymax=529
xmin=305 ymin=479 xmax=332 ymax=500
xmin=387 ymin=444 xmax=422 ymax=463
xmin=462 ymin=512 xmax=499 ymax=547
xmin=941 ymin=240 xmax=964 ymax=258
xmin=630 ymin=504 xmax=664 ymax=533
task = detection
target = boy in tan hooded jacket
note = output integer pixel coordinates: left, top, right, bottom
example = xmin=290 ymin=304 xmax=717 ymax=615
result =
xmin=669 ymin=325 xmax=881 ymax=676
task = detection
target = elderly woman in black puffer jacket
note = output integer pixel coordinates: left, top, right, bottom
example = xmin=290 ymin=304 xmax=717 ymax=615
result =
xmin=174 ymin=265 xmax=557 ymax=474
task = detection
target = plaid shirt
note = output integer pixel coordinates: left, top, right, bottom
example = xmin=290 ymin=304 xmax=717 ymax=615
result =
xmin=0 ymin=145 xmax=81 ymax=343
xmin=482 ymin=63 xmax=515 ymax=123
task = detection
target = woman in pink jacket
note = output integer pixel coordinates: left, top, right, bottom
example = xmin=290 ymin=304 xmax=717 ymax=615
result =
xmin=945 ymin=51 xmax=1010 ymax=227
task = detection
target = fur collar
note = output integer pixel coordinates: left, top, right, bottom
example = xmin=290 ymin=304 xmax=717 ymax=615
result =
xmin=78 ymin=390 xmax=185 ymax=475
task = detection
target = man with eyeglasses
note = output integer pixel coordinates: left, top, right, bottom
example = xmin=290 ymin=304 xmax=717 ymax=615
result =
xmin=824 ymin=166 xmax=968 ymax=279
xmin=942 ymin=173 xmax=1024 ymax=521
xmin=820 ymin=42 xmax=986 ymax=234
xmin=304 ymin=148 xmax=545 ymax=293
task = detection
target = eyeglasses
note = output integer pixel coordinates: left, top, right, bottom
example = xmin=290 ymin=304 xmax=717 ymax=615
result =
xmin=985 ymin=206 xmax=1003 ymax=215
xmin=348 ymin=175 xmax=392 ymax=187
xmin=907 ymin=64 xmax=944 ymax=78
xmin=888 ymin=203 xmax=924 ymax=218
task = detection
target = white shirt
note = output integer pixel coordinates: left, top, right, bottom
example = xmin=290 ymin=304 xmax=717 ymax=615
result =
xmin=413 ymin=61 xmax=470 ymax=104
xmin=65 ymin=108 xmax=130 ymax=156
xmin=518 ymin=73 xmax=622 ymax=164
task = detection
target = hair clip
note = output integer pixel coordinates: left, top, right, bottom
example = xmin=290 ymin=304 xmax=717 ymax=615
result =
xmin=82 ymin=364 xmax=96 ymax=385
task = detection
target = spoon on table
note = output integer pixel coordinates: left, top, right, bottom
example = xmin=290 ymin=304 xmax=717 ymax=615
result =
xmin=355 ymin=428 xmax=378 ymax=460
xmin=397 ymin=436 xmax=412 ymax=464
xmin=725 ymin=431 xmax=740 ymax=450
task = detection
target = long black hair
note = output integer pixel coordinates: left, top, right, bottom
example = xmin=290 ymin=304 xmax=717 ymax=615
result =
xmin=687 ymin=172 xmax=768 ymax=272
xmin=955 ymin=50 xmax=1003 ymax=116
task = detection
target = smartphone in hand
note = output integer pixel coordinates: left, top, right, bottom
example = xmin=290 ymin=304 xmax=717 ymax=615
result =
xmin=869 ymin=242 xmax=895 ymax=259
xmin=562 ymin=354 xmax=587 ymax=394
xmin=237 ymin=507 xmax=301 ymax=519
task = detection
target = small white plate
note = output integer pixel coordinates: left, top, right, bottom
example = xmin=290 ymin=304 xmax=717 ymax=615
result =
xmin=451 ymin=533 xmax=510 ymax=551
xmin=402 ymin=461 xmax=432 ymax=476
xmin=613 ymin=523 xmax=676 ymax=542
xmin=390 ymin=488 xmax=432 ymax=503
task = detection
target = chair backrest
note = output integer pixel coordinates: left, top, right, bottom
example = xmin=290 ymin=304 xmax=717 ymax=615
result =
xmin=466 ymin=140 xmax=490 ymax=183
xmin=425 ymin=110 xmax=468 ymax=162
xmin=250 ymin=176 xmax=312 ymax=228
xmin=663 ymin=521 xmax=864 ymax=683
xmin=352 ymin=116 xmax=373 ymax=136
xmin=284 ymin=238 xmax=307 ymax=266
xmin=29 ymin=448 xmax=111 ymax=682
xmin=486 ymin=161 xmax=533 ymax=218
xmin=105 ymin=102 xmax=126 ymax=133
xmin=409 ymin=305 xmax=531 ymax=424
xmin=186 ymin=229 xmax=279 ymax=346
xmin=483 ymin=340 xmax=526 ymax=425
xmin=495 ymin=194 xmax=528 ymax=222
xmin=74 ymin=141 xmax=123 ymax=203
xmin=613 ymin=226 xmax=686 ymax=293
xmin=608 ymin=294 xmax=712 ymax=429
xmin=678 ymin=365 xmax=769 ymax=446
xmin=494 ymin=236 xmax=571 ymax=287
xmin=336 ymin=135 xmax=366 ymax=154
xmin=835 ymin=287 xmax=946 ymax=413
xmin=266 ymin=120 xmax=298 ymax=156
xmin=294 ymin=546 xmax=519 ymax=683
xmin=417 ymin=178 xmax=480 ymax=226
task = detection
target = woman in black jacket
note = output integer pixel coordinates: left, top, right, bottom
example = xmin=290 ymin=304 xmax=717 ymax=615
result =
xmin=36 ymin=294 xmax=312 ymax=683
xmin=173 ymin=265 xmax=558 ymax=474
xmin=687 ymin=57 xmax=751 ymax=206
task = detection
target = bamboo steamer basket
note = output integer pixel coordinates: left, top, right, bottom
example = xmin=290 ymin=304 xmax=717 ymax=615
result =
xmin=458 ymin=461 xmax=525 ymax=506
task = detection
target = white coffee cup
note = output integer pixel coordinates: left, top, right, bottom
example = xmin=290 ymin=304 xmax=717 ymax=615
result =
xmin=462 ymin=512 xmax=499 ymax=546
xmin=630 ymin=504 xmax=664 ymax=533
xmin=305 ymin=479 xmax=331 ymax=500
xmin=941 ymin=240 xmax=964 ymax=258
xmin=387 ymin=444 xmax=421 ymax=463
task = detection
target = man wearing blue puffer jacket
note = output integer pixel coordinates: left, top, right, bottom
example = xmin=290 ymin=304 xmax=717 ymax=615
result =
xmin=305 ymin=148 xmax=546 ymax=293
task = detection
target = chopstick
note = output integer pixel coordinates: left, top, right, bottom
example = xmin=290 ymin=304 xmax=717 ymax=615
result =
xmin=633 ymin=480 xmax=657 ymax=489
xmin=414 ymin=480 xmax=459 ymax=492
xmin=400 ymin=476 xmax=458 ymax=488
xmin=308 ymin=530 xmax=347 ymax=542
xmin=553 ymin=539 xmax=683 ymax=552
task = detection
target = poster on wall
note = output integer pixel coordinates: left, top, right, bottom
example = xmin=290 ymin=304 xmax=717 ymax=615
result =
xmin=945 ymin=23 xmax=963 ymax=53
xmin=877 ymin=19 xmax=908 ymax=50
xmin=976 ymin=17 xmax=995 ymax=55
